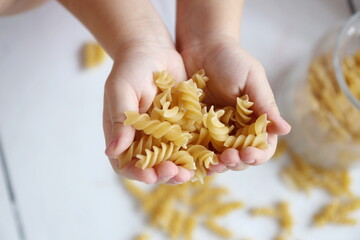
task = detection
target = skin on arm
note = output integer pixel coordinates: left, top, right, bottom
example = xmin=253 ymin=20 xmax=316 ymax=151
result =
xmin=176 ymin=0 xmax=291 ymax=172
xmin=0 ymin=0 xmax=47 ymax=15
xmin=57 ymin=0 xmax=193 ymax=184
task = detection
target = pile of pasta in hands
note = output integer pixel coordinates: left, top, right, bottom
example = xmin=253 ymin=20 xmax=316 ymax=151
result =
xmin=119 ymin=70 xmax=269 ymax=182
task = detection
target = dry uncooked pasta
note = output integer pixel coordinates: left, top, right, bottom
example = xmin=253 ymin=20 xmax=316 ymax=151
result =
xmin=250 ymin=201 xmax=293 ymax=240
xmin=123 ymin=176 xmax=245 ymax=240
xmin=235 ymin=94 xmax=254 ymax=127
xmin=124 ymin=111 xmax=192 ymax=148
xmin=307 ymin=52 xmax=360 ymax=147
xmin=204 ymin=218 xmax=233 ymax=239
xmin=154 ymin=70 xmax=176 ymax=91
xmin=281 ymin=149 xmax=353 ymax=197
xmin=83 ymin=42 xmax=106 ymax=68
xmin=314 ymin=198 xmax=360 ymax=227
xmin=135 ymin=142 xmax=178 ymax=169
xmin=120 ymin=69 xmax=270 ymax=183
xmin=134 ymin=233 xmax=150 ymax=240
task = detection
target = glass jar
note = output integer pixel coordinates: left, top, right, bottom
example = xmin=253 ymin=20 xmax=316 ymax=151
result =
xmin=278 ymin=12 xmax=360 ymax=169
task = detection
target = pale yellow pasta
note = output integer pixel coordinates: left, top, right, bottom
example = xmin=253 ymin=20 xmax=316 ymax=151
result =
xmin=134 ymin=233 xmax=150 ymax=240
xmin=168 ymin=210 xmax=186 ymax=240
xmin=118 ymin=135 xmax=161 ymax=169
xmin=191 ymin=187 xmax=229 ymax=206
xmin=143 ymin=185 xmax=168 ymax=212
xmin=152 ymin=88 xmax=172 ymax=109
xmin=224 ymin=132 xmax=268 ymax=150
xmin=83 ymin=42 xmax=106 ymax=68
xmin=239 ymin=114 xmax=269 ymax=136
xmin=184 ymin=214 xmax=197 ymax=240
xmin=281 ymin=149 xmax=353 ymax=197
xmin=168 ymin=150 xmax=196 ymax=170
xmin=278 ymin=202 xmax=293 ymax=235
xmin=191 ymin=69 xmax=209 ymax=101
xmin=187 ymin=145 xmax=217 ymax=169
xmin=251 ymin=202 xmax=293 ymax=239
xmin=193 ymin=200 xmax=221 ymax=215
xmin=210 ymin=201 xmax=243 ymax=217
xmin=220 ymin=106 xmax=236 ymax=126
xmin=135 ymin=142 xmax=177 ymax=169
xmin=188 ymin=128 xmax=211 ymax=148
xmin=205 ymin=218 xmax=233 ymax=239
xmin=154 ymin=70 xmax=176 ymax=91
xmin=204 ymin=106 xmax=230 ymax=142
xmin=314 ymin=198 xmax=360 ymax=227
xmin=122 ymin=179 xmax=147 ymax=201
xmin=150 ymin=195 xmax=175 ymax=229
xmin=187 ymin=145 xmax=217 ymax=183
xmin=152 ymin=101 xmax=185 ymax=123
xmin=251 ymin=207 xmax=278 ymax=217
xmin=124 ymin=111 xmax=192 ymax=147
xmin=191 ymin=69 xmax=209 ymax=90
xmin=177 ymin=80 xmax=203 ymax=124
xmin=235 ymin=95 xmax=254 ymax=127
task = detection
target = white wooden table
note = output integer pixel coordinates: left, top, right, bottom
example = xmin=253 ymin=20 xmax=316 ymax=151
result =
xmin=1 ymin=1 xmax=359 ymax=240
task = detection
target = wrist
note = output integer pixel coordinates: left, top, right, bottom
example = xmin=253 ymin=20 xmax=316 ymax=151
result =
xmin=176 ymin=32 xmax=239 ymax=53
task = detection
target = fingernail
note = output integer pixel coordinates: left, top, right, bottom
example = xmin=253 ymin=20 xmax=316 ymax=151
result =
xmin=227 ymin=163 xmax=237 ymax=167
xmin=245 ymin=159 xmax=256 ymax=165
xmin=105 ymin=138 xmax=118 ymax=155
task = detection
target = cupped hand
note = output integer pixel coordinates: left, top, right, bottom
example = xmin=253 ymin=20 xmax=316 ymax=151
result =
xmin=104 ymin=42 xmax=194 ymax=184
xmin=180 ymin=37 xmax=291 ymax=173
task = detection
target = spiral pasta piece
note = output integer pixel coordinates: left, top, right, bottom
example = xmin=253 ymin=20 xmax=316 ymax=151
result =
xmin=204 ymin=106 xmax=230 ymax=142
xmin=187 ymin=145 xmax=218 ymax=183
xmin=168 ymin=210 xmax=186 ymax=239
xmin=184 ymin=214 xmax=197 ymax=240
xmin=205 ymin=218 xmax=233 ymax=239
xmin=239 ymin=114 xmax=269 ymax=136
xmin=210 ymin=201 xmax=243 ymax=217
xmin=168 ymin=150 xmax=196 ymax=170
xmin=118 ymin=135 xmax=161 ymax=169
xmin=136 ymin=142 xmax=177 ymax=169
xmin=191 ymin=69 xmax=209 ymax=101
xmin=124 ymin=111 xmax=192 ymax=147
xmin=152 ymin=101 xmax=185 ymax=123
xmin=251 ymin=207 xmax=278 ymax=217
xmin=191 ymin=69 xmax=209 ymax=90
xmin=224 ymin=132 xmax=268 ymax=150
xmin=134 ymin=233 xmax=150 ymax=240
xmin=177 ymin=80 xmax=203 ymax=123
xmin=220 ymin=106 xmax=236 ymax=126
xmin=188 ymin=128 xmax=211 ymax=149
xmin=187 ymin=145 xmax=217 ymax=168
xmin=154 ymin=70 xmax=176 ymax=91
xmin=235 ymin=95 xmax=254 ymax=127
xmin=153 ymin=88 xmax=172 ymax=109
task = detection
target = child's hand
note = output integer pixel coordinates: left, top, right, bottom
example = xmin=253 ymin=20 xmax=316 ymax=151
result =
xmin=180 ymin=37 xmax=291 ymax=174
xmin=103 ymin=43 xmax=194 ymax=184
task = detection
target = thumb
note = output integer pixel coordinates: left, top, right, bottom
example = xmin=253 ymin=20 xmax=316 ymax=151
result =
xmin=245 ymin=64 xmax=291 ymax=135
xmin=104 ymin=78 xmax=139 ymax=158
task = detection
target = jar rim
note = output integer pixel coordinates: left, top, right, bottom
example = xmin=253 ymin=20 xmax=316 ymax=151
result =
xmin=334 ymin=12 xmax=360 ymax=110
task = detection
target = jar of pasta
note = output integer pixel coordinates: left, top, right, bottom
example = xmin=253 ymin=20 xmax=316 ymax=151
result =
xmin=278 ymin=12 xmax=360 ymax=169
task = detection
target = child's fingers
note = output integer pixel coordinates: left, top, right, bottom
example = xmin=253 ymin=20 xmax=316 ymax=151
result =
xmin=119 ymin=159 xmax=157 ymax=184
xmin=104 ymin=77 xmax=139 ymax=158
xmin=239 ymin=134 xmax=277 ymax=166
xmin=167 ymin=167 xmax=194 ymax=185
xmin=154 ymin=161 xmax=179 ymax=184
xmin=208 ymin=162 xmax=227 ymax=173
xmin=244 ymin=62 xmax=291 ymax=136
xmin=219 ymin=148 xmax=249 ymax=171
